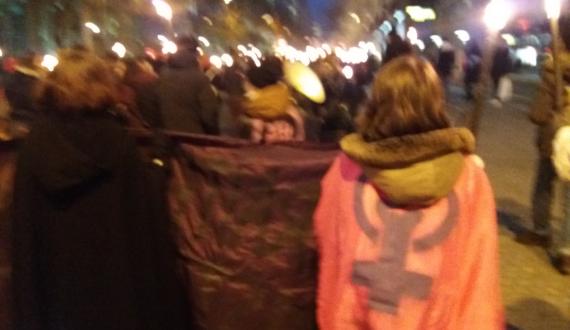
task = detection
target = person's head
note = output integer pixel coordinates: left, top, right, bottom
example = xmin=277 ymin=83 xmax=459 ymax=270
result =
xmin=246 ymin=56 xmax=284 ymax=88
xmin=360 ymin=56 xmax=450 ymax=141
xmin=36 ymin=49 xmax=119 ymax=112
xmin=560 ymin=13 xmax=570 ymax=49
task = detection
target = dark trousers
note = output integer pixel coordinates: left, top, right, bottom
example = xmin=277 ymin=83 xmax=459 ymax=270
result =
xmin=532 ymin=157 xmax=557 ymax=236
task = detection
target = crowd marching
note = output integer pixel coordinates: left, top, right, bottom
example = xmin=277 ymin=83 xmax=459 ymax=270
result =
xmin=0 ymin=13 xmax=569 ymax=330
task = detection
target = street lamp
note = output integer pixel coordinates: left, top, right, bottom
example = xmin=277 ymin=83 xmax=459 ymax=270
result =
xmin=468 ymin=0 xmax=513 ymax=138
xmin=545 ymin=0 xmax=563 ymax=116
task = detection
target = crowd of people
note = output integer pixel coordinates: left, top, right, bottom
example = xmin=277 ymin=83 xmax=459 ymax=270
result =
xmin=0 ymin=15 xmax=568 ymax=330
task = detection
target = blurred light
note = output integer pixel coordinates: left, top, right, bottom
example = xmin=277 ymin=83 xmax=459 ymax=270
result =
xmin=405 ymin=6 xmax=437 ymax=22
xmin=501 ymin=33 xmax=516 ymax=46
xmin=284 ymin=62 xmax=325 ymax=104
xmin=483 ymin=0 xmax=512 ymax=31
xmin=516 ymin=46 xmax=538 ymax=67
xmin=224 ymin=0 xmax=232 ymax=4
xmin=349 ymin=12 xmax=361 ymax=24
xmin=161 ymin=40 xmax=177 ymax=54
xmin=430 ymin=35 xmax=443 ymax=48
xmin=342 ymin=66 xmax=354 ymax=79
xmin=262 ymin=14 xmax=274 ymax=25
xmin=157 ymin=34 xmax=168 ymax=42
xmin=0 ymin=48 xmax=3 ymax=57
xmin=277 ymin=39 xmax=287 ymax=47
xmin=416 ymin=40 xmax=426 ymax=51
xmin=197 ymin=47 xmax=204 ymax=56
xmin=407 ymin=27 xmax=418 ymax=43
xmin=111 ymin=42 xmax=127 ymax=58
xmin=203 ymin=16 xmax=213 ymax=26
xmin=152 ymin=0 xmax=173 ymax=21
xmin=237 ymin=45 xmax=247 ymax=53
xmin=41 ymin=54 xmax=59 ymax=72
xmin=454 ymin=30 xmax=470 ymax=44
xmin=198 ymin=36 xmax=210 ymax=47
xmin=84 ymin=22 xmax=101 ymax=34
xmin=144 ymin=47 xmax=157 ymax=60
xmin=321 ymin=43 xmax=332 ymax=55
xmin=394 ymin=10 xmax=406 ymax=23
xmin=545 ymin=0 xmax=562 ymax=20
xmin=210 ymin=55 xmax=222 ymax=69
xmin=221 ymin=54 xmax=234 ymax=67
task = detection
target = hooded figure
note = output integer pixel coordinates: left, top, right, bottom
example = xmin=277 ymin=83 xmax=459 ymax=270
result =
xmin=158 ymin=37 xmax=220 ymax=134
xmin=12 ymin=49 xmax=189 ymax=330
xmin=314 ymin=56 xmax=503 ymax=329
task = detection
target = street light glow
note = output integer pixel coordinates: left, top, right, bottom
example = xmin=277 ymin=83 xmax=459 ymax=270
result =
xmin=152 ymin=0 xmax=173 ymax=21
xmin=483 ymin=0 xmax=512 ymax=31
xmin=84 ymin=22 xmax=101 ymax=34
xmin=455 ymin=30 xmax=471 ymax=44
xmin=545 ymin=0 xmax=562 ymax=20
xmin=111 ymin=42 xmax=127 ymax=58
xmin=162 ymin=40 xmax=177 ymax=54
xmin=198 ymin=36 xmax=210 ymax=47
xmin=430 ymin=35 xmax=443 ymax=48
xmin=342 ymin=66 xmax=354 ymax=79
xmin=349 ymin=13 xmax=361 ymax=24
xmin=221 ymin=54 xmax=234 ymax=67
xmin=407 ymin=27 xmax=418 ymax=43
xmin=41 ymin=54 xmax=59 ymax=72
xmin=210 ymin=55 xmax=222 ymax=69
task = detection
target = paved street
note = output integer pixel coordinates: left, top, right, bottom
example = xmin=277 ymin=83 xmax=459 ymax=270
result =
xmin=448 ymin=75 xmax=570 ymax=330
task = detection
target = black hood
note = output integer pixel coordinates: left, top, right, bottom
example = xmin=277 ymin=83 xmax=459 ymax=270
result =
xmin=24 ymin=112 xmax=127 ymax=194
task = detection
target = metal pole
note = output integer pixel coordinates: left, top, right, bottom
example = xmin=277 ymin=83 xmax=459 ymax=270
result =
xmin=550 ymin=17 xmax=564 ymax=117
xmin=468 ymin=32 xmax=497 ymax=139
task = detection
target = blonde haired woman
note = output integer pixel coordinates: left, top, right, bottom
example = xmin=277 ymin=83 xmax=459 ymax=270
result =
xmin=12 ymin=49 xmax=189 ymax=330
xmin=315 ymin=56 xmax=503 ymax=329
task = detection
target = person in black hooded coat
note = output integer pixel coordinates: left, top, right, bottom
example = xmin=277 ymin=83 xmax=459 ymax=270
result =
xmin=12 ymin=49 xmax=190 ymax=330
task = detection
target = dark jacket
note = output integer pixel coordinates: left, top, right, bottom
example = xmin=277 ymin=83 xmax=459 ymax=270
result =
xmin=529 ymin=53 xmax=570 ymax=157
xmin=12 ymin=111 xmax=189 ymax=330
xmin=158 ymin=51 xmax=220 ymax=134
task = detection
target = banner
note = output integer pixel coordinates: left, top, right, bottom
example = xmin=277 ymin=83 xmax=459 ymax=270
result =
xmin=0 ymin=135 xmax=338 ymax=330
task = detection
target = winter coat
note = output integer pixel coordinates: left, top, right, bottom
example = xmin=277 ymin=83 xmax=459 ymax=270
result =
xmin=314 ymin=128 xmax=503 ymax=330
xmin=529 ymin=52 xmax=570 ymax=158
xmin=12 ymin=111 xmax=190 ymax=330
xmin=158 ymin=50 xmax=220 ymax=134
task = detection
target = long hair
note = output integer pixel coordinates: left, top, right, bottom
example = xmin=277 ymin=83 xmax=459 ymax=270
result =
xmin=36 ymin=49 xmax=119 ymax=112
xmin=361 ymin=56 xmax=450 ymax=141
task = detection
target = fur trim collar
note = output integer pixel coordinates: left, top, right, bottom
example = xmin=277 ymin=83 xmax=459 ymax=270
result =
xmin=340 ymin=128 xmax=475 ymax=169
